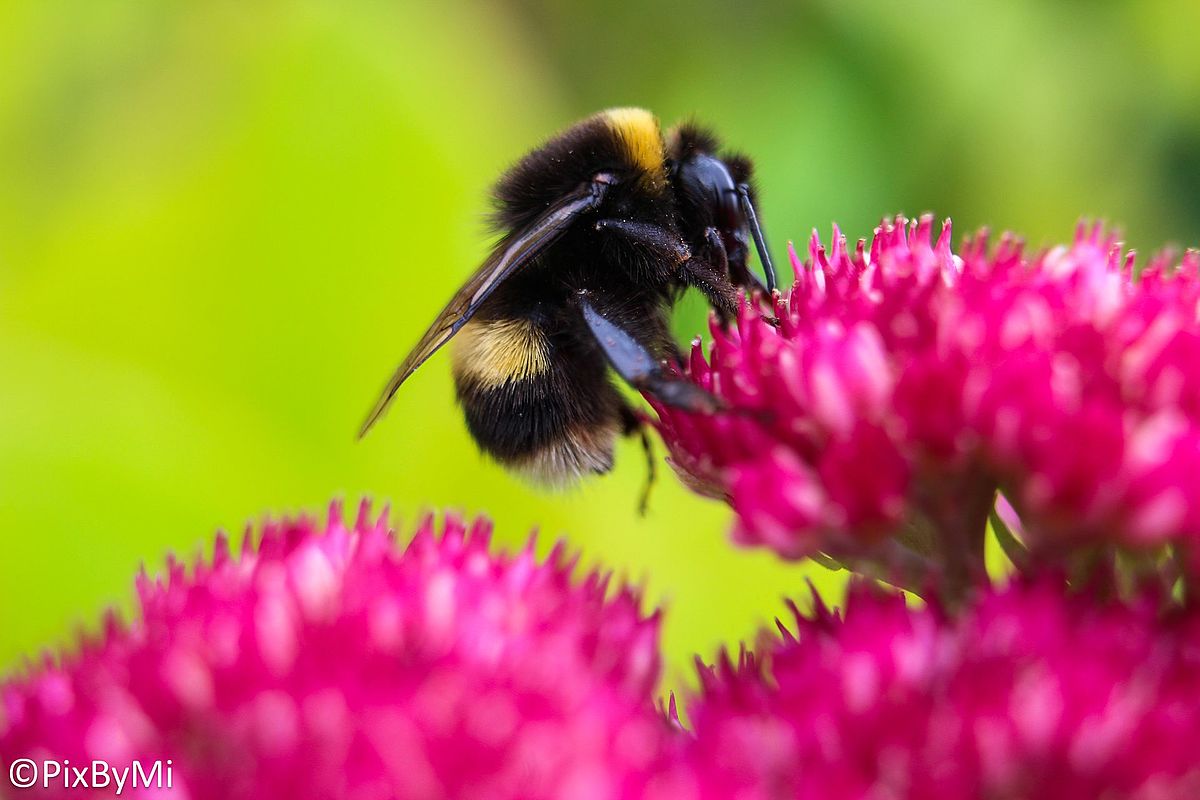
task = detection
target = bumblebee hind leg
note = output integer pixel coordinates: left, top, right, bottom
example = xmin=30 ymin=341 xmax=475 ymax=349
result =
xmin=619 ymin=405 xmax=657 ymax=516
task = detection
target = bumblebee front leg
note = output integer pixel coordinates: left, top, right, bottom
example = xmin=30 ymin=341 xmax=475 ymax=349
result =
xmin=699 ymin=227 xmax=780 ymax=327
xmin=576 ymin=294 xmax=723 ymax=414
xmin=706 ymin=226 xmax=767 ymax=296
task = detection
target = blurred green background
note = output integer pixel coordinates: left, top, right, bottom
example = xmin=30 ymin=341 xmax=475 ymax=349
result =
xmin=2 ymin=0 xmax=1199 ymax=692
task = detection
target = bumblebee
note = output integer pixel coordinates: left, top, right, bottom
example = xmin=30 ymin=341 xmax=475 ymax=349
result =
xmin=359 ymin=107 xmax=775 ymax=493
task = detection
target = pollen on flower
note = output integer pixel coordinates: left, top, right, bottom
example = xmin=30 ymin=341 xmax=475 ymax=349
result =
xmin=0 ymin=501 xmax=677 ymax=800
xmin=653 ymin=216 xmax=1200 ymax=595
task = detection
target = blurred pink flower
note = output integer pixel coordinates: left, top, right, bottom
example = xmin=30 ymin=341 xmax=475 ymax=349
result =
xmin=654 ymin=218 xmax=1200 ymax=591
xmin=0 ymin=502 xmax=675 ymax=799
xmin=685 ymin=579 xmax=1200 ymax=800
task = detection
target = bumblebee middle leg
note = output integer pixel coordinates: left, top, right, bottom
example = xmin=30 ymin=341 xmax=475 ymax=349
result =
xmin=679 ymin=232 xmax=741 ymax=319
xmin=594 ymin=218 xmax=691 ymax=263
xmin=685 ymin=229 xmax=779 ymax=326
xmin=594 ymin=217 xmax=748 ymax=320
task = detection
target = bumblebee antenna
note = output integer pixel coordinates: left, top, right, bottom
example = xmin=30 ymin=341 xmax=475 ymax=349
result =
xmin=737 ymin=184 xmax=777 ymax=293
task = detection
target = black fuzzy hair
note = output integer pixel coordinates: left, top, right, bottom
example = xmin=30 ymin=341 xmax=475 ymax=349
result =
xmin=665 ymin=121 xmax=722 ymax=162
xmin=490 ymin=113 xmax=661 ymax=233
xmin=665 ymin=123 xmax=758 ymax=197
xmin=722 ymin=152 xmax=755 ymax=188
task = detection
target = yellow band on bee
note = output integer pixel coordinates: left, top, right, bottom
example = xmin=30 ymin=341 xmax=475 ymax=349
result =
xmin=451 ymin=318 xmax=550 ymax=387
xmin=602 ymin=107 xmax=665 ymax=180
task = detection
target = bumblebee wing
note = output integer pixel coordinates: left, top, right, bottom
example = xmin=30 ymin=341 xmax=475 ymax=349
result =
xmin=577 ymin=295 xmax=723 ymax=414
xmin=357 ymin=174 xmax=614 ymax=438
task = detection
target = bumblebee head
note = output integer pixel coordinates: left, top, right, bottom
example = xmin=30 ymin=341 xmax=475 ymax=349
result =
xmin=665 ymin=124 xmax=766 ymax=287
xmin=667 ymin=125 xmax=748 ymax=267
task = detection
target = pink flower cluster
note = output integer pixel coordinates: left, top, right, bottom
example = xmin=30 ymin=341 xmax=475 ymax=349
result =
xmin=1 ymin=503 xmax=675 ymax=799
xmin=655 ymin=218 xmax=1200 ymax=584
xmin=6 ymin=505 xmax=1200 ymax=798
xmin=686 ymin=579 xmax=1200 ymax=800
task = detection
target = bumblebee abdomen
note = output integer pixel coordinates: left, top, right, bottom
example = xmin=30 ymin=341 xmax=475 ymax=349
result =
xmin=450 ymin=318 xmax=622 ymax=486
